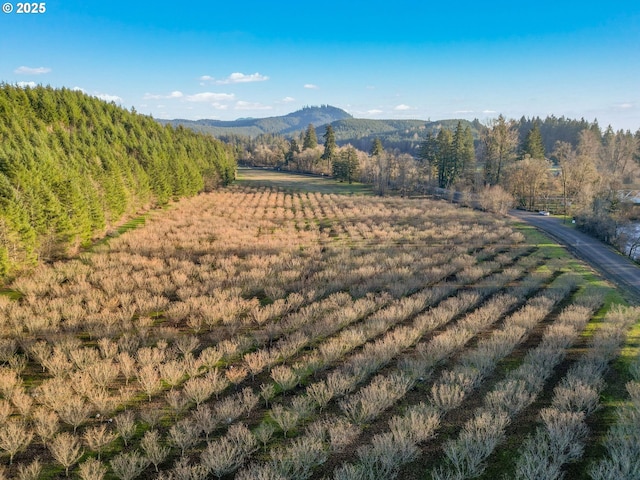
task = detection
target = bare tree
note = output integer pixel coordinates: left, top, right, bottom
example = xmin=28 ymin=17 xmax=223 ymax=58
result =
xmin=191 ymin=404 xmax=218 ymax=440
xmin=507 ymin=155 xmax=552 ymax=210
xmin=78 ymin=458 xmax=107 ymax=480
xmin=0 ymin=420 xmax=33 ymax=465
xmin=58 ymin=395 xmax=92 ymax=433
xmin=169 ymin=418 xmax=200 ymax=456
xmin=553 ymin=140 xmax=599 ymax=219
xmin=32 ymin=406 xmax=59 ymax=445
xmin=481 ymin=115 xmax=519 ymax=186
xmin=115 ymin=410 xmax=137 ymax=447
xmin=110 ymin=451 xmax=150 ymax=480
xmin=16 ymin=458 xmax=42 ymax=480
xmin=83 ymin=424 xmax=116 ymax=459
xmin=48 ymin=432 xmax=83 ymax=477
xmin=137 ymin=364 xmax=162 ymax=401
xmin=140 ymin=429 xmax=170 ymax=472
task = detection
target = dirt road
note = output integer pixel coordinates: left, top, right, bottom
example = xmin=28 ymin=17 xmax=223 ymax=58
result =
xmin=510 ymin=210 xmax=640 ymax=303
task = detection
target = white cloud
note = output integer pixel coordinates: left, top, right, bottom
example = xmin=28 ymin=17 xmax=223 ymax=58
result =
xmin=455 ymin=110 xmax=475 ymax=114
xmin=96 ymin=93 xmax=123 ymax=103
xmin=282 ymin=96 xmax=295 ymax=103
xmin=235 ymin=101 xmax=272 ymax=111
xmin=14 ymin=66 xmax=51 ymax=75
xmin=615 ymin=103 xmax=634 ymax=109
xmin=143 ymin=91 xmax=184 ymax=100
xmin=217 ymin=72 xmax=269 ymax=84
xmin=367 ymin=109 xmax=383 ymax=115
xmin=17 ymin=81 xmax=37 ymax=88
xmin=199 ymin=75 xmax=215 ymax=82
xmin=304 ymin=84 xmax=319 ymax=89
xmin=394 ymin=104 xmax=412 ymax=111
xmin=482 ymin=109 xmax=498 ymax=114
xmin=70 ymin=87 xmax=122 ymax=104
xmin=186 ymin=92 xmax=235 ymax=102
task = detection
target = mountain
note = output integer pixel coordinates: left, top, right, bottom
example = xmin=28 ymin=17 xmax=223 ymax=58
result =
xmin=163 ymin=105 xmax=485 ymax=154
xmin=161 ymin=105 xmax=353 ymax=137
xmin=163 ymin=106 xmax=602 ymax=157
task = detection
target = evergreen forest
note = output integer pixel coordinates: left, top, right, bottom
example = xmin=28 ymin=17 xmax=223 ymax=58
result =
xmin=0 ymin=84 xmax=236 ymax=277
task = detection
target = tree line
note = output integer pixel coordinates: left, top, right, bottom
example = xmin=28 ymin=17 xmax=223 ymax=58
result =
xmin=234 ymin=116 xmax=640 ymax=231
xmin=0 ymin=84 xmax=236 ymax=277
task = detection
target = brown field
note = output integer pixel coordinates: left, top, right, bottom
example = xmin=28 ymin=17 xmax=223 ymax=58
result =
xmin=0 ymin=169 xmax=638 ymax=480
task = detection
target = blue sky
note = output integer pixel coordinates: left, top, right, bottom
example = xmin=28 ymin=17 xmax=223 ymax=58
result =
xmin=1 ymin=0 xmax=639 ymax=130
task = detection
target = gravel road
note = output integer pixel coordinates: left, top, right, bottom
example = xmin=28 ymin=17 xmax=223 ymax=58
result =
xmin=510 ymin=210 xmax=640 ymax=304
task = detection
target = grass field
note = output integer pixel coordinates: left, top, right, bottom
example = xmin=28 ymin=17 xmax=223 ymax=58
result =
xmin=0 ymin=169 xmax=638 ymax=480
xmin=236 ymin=167 xmax=373 ymax=195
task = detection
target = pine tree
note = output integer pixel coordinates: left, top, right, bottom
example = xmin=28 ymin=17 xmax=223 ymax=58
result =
xmin=321 ymin=125 xmax=337 ymax=171
xmin=370 ymin=138 xmax=384 ymax=157
xmin=452 ymin=123 xmax=476 ymax=187
xmin=452 ymin=122 xmax=465 ymax=184
xmin=285 ymin=139 xmax=300 ymax=165
xmin=436 ymin=129 xmax=454 ymax=188
xmin=302 ymin=124 xmax=318 ymax=150
xmin=522 ymin=121 xmax=545 ymax=159
xmin=332 ymin=146 xmax=359 ymax=184
xmin=332 ymin=155 xmax=346 ymax=181
xmin=418 ymin=132 xmax=438 ymax=184
xmin=0 ymin=83 xmax=236 ymax=276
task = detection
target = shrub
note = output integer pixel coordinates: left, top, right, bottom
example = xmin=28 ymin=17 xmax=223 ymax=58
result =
xmin=270 ymin=404 xmax=300 ymax=438
xmin=270 ymin=436 xmax=328 ymax=480
xmin=253 ymin=422 xmax=276 ymax=448
xmin=270 ymin=365 xmax=299 ymax=392
xmin=388 ymin=403 xmax=441 ymax=444
xmin=355 ymin=432 xmax=418 ymax=480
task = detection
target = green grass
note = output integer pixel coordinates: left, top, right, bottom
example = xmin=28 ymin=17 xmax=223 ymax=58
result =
xmin=476 ymin=217 xmax=638 ymax=479
xmin=91 ymin=213 xmax=151 ymax=249
xmin=0 ymin=287 xmax=22 ymax=300
xmin=514 ymin=221 xmax=625 ymax=296
xmin=236 ymin=167 xmax=374 ymax=195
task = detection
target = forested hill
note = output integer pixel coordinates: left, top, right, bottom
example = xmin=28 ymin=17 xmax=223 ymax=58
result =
xmin=165 ymin=106 xmax=482 ymax=154
xmin=161 ymin=105 xmax=353 ymax=137
xmin=0 ymin=84 xmax=236 ymax=277
xmin=167 ymin=104 xmax=604 ymax=158
xmin=323 ymin=118 xmax=483 ymax=153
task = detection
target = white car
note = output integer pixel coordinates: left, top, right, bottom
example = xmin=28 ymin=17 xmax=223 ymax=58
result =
xmin=538 ymin=210 xmax=550 ymax=216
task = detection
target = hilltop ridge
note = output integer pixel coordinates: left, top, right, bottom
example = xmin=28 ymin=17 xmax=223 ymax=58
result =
xmin=162 ymin=105 xmax=482 ymax=153
xmin=161 ymin=105 xmax=353 ymax=137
